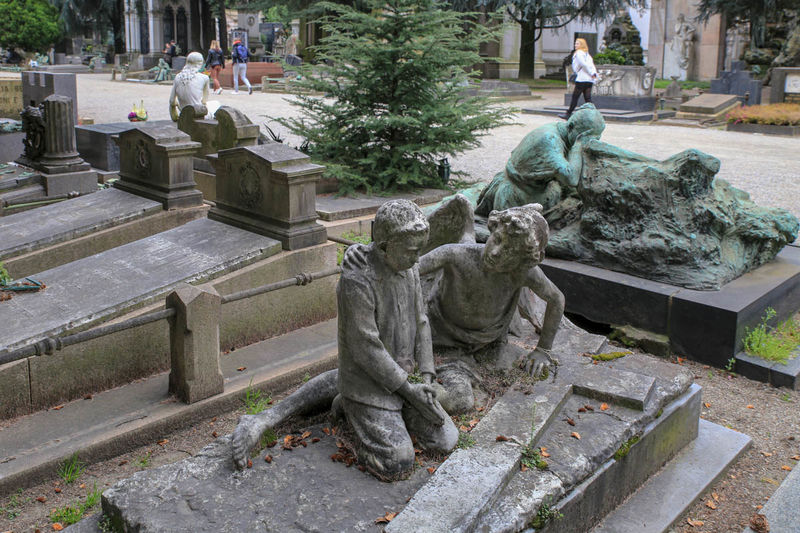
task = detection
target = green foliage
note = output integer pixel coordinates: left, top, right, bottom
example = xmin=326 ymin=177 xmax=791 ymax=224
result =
xmin=725 ymin=357 xmax=737 ymax=372
xmin=0 ymin=0 xmax=61 ymax=52
xmin=58 ymin=453 xmax=85 ymax=484
xmin=243 ymin=378 xmax=272 ymax=414
xmin=136 ymin=451 xmax=152 ymax=468
xmin=594 ymin=48 xmax=627 ymax=65
xmin=278 ymin=0 xmax=512 ymax=194
xmin=653 ymin=79 xmax=711 ymax=90
xmin=457 ymin=431 xmax=476 ymax=449
xmin=781 ymin=392 xmax=792 ymax=402
xmin=265 ymin=4 xmax=292 ymax=27
xmin=743 ymin=308 xmax=800 ymax=364
xmin=1 ymin=489 xmax=28 ymax=521
xmin=614 ymin=435 xmax=640 ymax=460
xmin=407 ymin=373 xmax=425 ymax=384
xmin=591 ymin=351 xmax=630 ymax=361
xmin=521 ymin=445 xmax=548 ymax=470
xmin=529 ymin=500 xmax=563 ymax=529
xmin=336 ymin=231 xmax=371 ymax=265
xmin=0 ymin=262 xmax=11 ymax=284
xmin=50 ymin=484 xmax=101 ymax=526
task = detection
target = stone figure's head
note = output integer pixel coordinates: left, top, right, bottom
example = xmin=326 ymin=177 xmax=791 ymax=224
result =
xmin=186 ymin=52 xmax=205 ymax=70
xmin=567 ymin=103 xmax=605 ymax=145
xmin=373 ymin=200 xmax=430 ymax=272
xmin=483 ymin=204 xmax=549 ymax=272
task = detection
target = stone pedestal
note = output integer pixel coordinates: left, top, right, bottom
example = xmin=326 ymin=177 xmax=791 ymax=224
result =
xmin=167 ymin=284 xmax=224 ymax=404
xmin=114 ymin=125 xmax=203 ymax=209
xmin=208 ymin=143 xmax=327 ymax=250
xmin=14 ymin=95 xmax=97 ymax=196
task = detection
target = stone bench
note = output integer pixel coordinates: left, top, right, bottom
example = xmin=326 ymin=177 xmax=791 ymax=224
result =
xmin=218 ymin=62 xmax=284 ymax=88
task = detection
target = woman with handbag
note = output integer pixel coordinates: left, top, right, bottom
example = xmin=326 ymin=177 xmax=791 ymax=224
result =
xmin=563 ymin=38 xmax=597 ymax=119
xmin=206 ymin=40 xmax=225 ymax=95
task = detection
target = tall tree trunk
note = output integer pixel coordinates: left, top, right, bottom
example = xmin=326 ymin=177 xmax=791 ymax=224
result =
xmin=519 ymin=19 xmax=537 ymax=78
xmin=218 ymin=0 xmax=228 ymax=51
xmin=113 ymin=0 xmax=125 ymax=55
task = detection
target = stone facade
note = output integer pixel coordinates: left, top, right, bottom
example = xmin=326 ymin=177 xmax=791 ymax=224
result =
xmin=0 ymin=78 xmax=22 ymax=120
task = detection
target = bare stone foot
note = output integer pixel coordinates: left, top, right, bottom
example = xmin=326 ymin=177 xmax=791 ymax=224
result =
xmin=232 ymin=414 xmax=267 ymax=470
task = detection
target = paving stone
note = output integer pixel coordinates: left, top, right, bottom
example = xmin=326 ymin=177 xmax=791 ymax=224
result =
xmin=743 ymin=457 xmax=800 ymax=533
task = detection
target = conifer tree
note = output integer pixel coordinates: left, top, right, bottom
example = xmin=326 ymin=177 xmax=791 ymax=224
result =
xmin=277 ymin=0 xmax=512 ymax=193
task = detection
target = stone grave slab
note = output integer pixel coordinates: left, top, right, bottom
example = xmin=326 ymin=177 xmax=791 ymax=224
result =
xmin=75 ymin=120 xmax=173 ymax=171
xmin=541 ymin=245 xmax=800 ymax=368
xmin=676 ymin=94 xmax=740 ymax=121
xmin=0 ymin=187 xmax=161 ymax=261
xmin=0 ymin=218 xmax=281 ymax=355
xmin=315 ymin=188 xmax=451 ymax=221
xmin=100 ymin=315 xmax=702 ymax=533
xmin=710 ymin=61 xmax=762 ymax=105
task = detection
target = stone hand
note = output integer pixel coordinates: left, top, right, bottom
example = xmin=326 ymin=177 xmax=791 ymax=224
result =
xmin=521 ymin=347 xmax=558 ymax=379
xmin=398 ymin=381 xmax=446 ymax=426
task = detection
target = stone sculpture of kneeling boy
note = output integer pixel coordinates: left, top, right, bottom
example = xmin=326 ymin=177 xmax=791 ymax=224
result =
xmin=233 ymin=200 xmax=457 ymax=476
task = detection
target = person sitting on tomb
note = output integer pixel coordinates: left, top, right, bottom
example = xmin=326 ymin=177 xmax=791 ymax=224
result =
xmin=169 ymin=52 xmax=210 ymax=122
xmin=233 ymin=200 xmax=458 ymax=476
xmin=475 ymin=103 xmax=605 ymax=217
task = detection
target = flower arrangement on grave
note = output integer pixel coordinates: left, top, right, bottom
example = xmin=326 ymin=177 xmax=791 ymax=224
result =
xmin=128 ymin=100 xmax=148 ymax=122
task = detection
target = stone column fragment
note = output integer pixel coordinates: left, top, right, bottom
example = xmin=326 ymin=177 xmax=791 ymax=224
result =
xmin=167 ymin=284 xmax=224 ymax=404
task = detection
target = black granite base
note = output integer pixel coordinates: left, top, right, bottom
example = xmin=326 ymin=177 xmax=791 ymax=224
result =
xmin=735 ymin=350 xmax=800 ymax=389
xmin=541 ymin=245 xmax=800 ymax=368
xmin=562 ymin=93 xmax=657 ymax=112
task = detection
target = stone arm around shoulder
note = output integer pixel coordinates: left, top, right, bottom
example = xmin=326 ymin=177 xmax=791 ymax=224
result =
xmin=524 ymin=266 xmax=565 ymax=351
xmin=339 ymin=275 xmax=409 ymax=395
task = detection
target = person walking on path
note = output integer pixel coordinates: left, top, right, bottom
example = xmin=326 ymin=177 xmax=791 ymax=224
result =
xmin=563 ymin=38 xmax=597 ymax=119
xmin=231 ymin=39 xmax=253 ymax=95
xmin=206 ymin=40 xmax=225 ymax=94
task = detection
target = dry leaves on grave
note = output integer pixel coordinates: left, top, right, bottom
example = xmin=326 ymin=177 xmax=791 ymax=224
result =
xmin=791 ymin=454 xmax=800 ymax=461
xmin=540 ymin=447 xmax=550 ymax=458
xmin=705 ymin=499 xmax=717 ymax=510
xmin=52 ymin=524 xmax=64 ymax=531
xmin=571 ymin=432 xmax=581 ymax=440
xmin=600 ymin=403 xmax=609 ymax=411
xmin=686 ymin=517 xmax=704 ymax=527
xmin=36 ymin=496 xmax=47 ymax=503
xmin=704 ymin=402 xmax=712 ymax=408
xmin=330 ymin=440 xmax=357 ymax=467
xmin=566 ymin=418 xmax=576 ymax=426
xmin=761 ymin=451 xmax=773 ymax=457
xmin=781 ymin=465 xmax=793 ymax=471
xmin=375 ymin=511 xmax=398 ymax=524
xmin=237 ymin=367 xmax=247 ymax=372
xmin=282 ymin=433 xmax=310 ymax=451
xmin=264 ymin=455 xmax=272 ymax=463
xmin=157 ymin=439 xmax=169 ymax=446
xmin=749 ymin=512 xmax=769 ymax=533
xmin=496 ymin=435 xmax=509 ymax=442
xmin=427 ymin=466 xmax=436 ymax=474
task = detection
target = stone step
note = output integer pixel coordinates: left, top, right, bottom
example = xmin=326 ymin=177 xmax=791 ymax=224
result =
xmin=0 ymin=318 xmax=339 ymax=498
xmin=591 ymin=419 xmax=751 ymax=533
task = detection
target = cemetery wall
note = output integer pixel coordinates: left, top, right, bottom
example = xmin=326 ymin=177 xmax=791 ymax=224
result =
xmin=0 ymin=78 xmax=23 ymax=119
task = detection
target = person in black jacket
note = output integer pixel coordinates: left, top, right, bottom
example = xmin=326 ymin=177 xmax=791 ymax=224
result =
xmin=163 ymin=40 xmax=177 ymax=67
xmin=206 ymin=40 xmax=225 ymax=94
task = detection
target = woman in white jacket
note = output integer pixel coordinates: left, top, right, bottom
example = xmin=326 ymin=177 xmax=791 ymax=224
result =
xmin=565 ymin=38 xmax=598 ymax=119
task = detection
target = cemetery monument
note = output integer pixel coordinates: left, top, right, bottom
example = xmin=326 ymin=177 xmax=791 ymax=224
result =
xmin=169 ymin=52 xmax=210 ymax=122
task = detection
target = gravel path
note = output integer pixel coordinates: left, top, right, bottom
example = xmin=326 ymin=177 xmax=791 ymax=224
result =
xmin=75 ymin=74 xmax=800 ymax=226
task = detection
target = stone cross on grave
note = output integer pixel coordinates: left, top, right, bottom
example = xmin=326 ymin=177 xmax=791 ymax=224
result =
xmin=386 ymin=331 xmax=658 ymax=533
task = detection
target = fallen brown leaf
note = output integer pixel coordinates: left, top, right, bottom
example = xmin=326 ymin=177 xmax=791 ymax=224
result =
xmin=520 ymin=464 xmax=529 ymax=472
xmin=54 ymin=487 xmax=62 ymax=493
xmin=236 ymin=366 xmax=246 ymax=372
xmin=83 ymin=394 xmax=93 ymax=400
xmin=212 ymin=431 xmax=218 ymax=438
xmin=37 ymin=496 xmax=47 ymax=503
xmin=566 ymin=418 xmax=576 ymax=426
xmin=600 ymin=403 xmax=609 ymax=411
xmin=686 ymin=517 xmax=704 ymax=527
xmin=704 ymin=402 xmax=712 ymax=408
xmin=52 ymin=524 xmax=64 ymax=532
xmin=312 ymin=437 xmax=321 ymax=443
xmin=374 ymin=511 xmax=398 ymax=524
xmin=584 ymin=405 xmax=594 ymax=412
xmin=247 ymin=459 xmax=253 ymax=469
xmin=781 ymin=465 xmax=792 ymax=471
xmin=427 ymin=466 xmax=436 ymax=474
xmin=578 ymin=407 xmax=587 ymax=413
xmin=301 ymin=431 xmax=312 ymax=439
xmin=705 ymin=500 xmax=717 ymax=510
xmin=51 ymin=405 xmax=64 ymax=411
xmin=477 ymin=407 xmax=484 ymax=412
xmin=157 ymin=439 xmax=168 ymax=446
xmin=791 ymin=455 xmax=800 ymax=461
xmin=264 ymin=455 xmax=272 ymax=463
xmin=712 ymin=492 xmax=719 ymax=501
xmin=459 ymin=425 xmax=470 ymax=432
xmin=540 ymin=449 xmax=551 ymax=458
xmin=761 ymin=451 xmax=773 ymax=457
xmin=496 ymin=435 xmax=509 ymax=442
xmin=747 ymin=404 xmax=755 ymax=409
xmin=571 ymin=432 xmax=581 ymax=440
xmin=79 ymin=483 xmax=85 ymax=489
